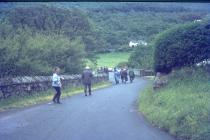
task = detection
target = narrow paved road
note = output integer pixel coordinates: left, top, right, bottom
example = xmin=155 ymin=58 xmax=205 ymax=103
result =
xmin=0 ymin=78 xmax=175 ymax=140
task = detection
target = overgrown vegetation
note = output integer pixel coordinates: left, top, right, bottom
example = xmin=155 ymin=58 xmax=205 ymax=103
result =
xmin=139 ymin=67 xmax=210 ymax=140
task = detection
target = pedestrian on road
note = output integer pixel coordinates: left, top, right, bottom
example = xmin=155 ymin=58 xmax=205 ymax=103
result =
xmin=120 ymin=68 xmax=124 ymax=83
xmin=52 ymin=67 xmax=63 ymax=104
xmin=82 ymin=66 xmax=93 ymax=96
xmin=114 ymin=67 xmax=120 ymax=84
xmin=129 ymin=68 xmax=135 ymax=83
xmin=120 ymin=68 xmax=128 ymax=84
xmin=123 ymin=68 xmax=128 ymax=84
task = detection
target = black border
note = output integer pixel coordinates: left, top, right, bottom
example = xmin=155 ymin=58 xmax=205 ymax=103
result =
xmin=1 ymin=0 xmax=210 ymax=3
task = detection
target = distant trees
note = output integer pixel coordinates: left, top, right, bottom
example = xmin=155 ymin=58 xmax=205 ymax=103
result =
xmin=89 ymin=8 xmax=208 ymax=52
xmin=6 ymin=6 xmax=91 ymax=37
xmin=0 ymin=4 xmax=209 ymax=76
xmin=0 ymin=6 xmax=92 ymax=77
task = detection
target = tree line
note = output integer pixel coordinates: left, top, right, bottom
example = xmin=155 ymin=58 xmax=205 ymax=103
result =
xmin=0 ymin=3 xmax=209 ymax=77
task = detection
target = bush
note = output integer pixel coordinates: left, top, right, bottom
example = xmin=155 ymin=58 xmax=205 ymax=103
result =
xmin=128 ymin=45 xmax=154 ymax=69
xmin=153 ymin=21 xmax=210 ymax=73
xmin=0 ymin=30 xmax=86 ymax=77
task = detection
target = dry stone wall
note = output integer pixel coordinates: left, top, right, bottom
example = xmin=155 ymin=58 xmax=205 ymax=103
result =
xmin=0 ymin=74 xmax=108 ymax=100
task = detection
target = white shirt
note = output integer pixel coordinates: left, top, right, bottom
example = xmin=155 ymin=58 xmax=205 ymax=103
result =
xmin=52 ymin=73 xmax=61 ymax=87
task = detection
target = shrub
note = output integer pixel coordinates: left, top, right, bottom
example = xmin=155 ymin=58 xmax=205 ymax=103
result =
xmin=0 ymin=30 xmax=86 ymax=77
xmin=128 ymin=45 xmax=154 ymax=69
xmin=153 ymin=21 xmax=210 ymax=73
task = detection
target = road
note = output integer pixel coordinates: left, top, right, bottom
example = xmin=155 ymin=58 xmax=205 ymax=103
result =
xmin=0 ymin=77 xmax=175 ymax=140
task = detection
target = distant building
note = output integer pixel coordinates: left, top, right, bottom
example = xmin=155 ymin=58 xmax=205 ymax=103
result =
xmin=129 ymin=41 xmax=139 ymax=47
xmin=129 ymin=40 xmax=148 ymax=48
xmin=194 ymin=19 xmax=202 ymax=23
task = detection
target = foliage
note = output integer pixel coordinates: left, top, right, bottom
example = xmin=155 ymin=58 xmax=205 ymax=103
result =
xmin=0 ymin=29 xmax=86 ymax=77
xmin=88 ymin=6 xmax=209 ymax=51
xmin=153 ymin=22 xmax=210 ymax=73
xmin=0 ymin=3 xmax=209 ymax=76
xmin=5 ymin=6 xmax=91 ymax=38
xmin=128 ymin=45 xmax=154 ymax=69
xmin=139 ymin=67 xmax=210 ymax=140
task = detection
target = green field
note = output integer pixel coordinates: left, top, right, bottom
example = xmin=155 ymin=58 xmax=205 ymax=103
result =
xmin=96 ymin=52 xmax=131 ymax=68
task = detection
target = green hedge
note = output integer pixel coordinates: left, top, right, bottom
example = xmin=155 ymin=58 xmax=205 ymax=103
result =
xmin=153 ymin=21 xmax=210 ymax=73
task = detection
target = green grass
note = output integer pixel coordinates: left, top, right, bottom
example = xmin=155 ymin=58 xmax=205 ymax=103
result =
xmin=139 ymin=67 xmax=210 ymax=140
xmin=96 ymin=52 xmax=131 ymax=68
xmin=0 ymin=81 xmax=111 ymax=112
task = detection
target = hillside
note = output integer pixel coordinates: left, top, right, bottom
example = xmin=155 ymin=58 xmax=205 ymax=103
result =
xmin=0 ymin=2 xmax=209 ymax=52
xmin=0 ymin=2 xmax=210 ymax=76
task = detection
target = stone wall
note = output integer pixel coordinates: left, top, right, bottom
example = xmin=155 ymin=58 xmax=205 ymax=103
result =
xmin=133 ymin=69 xmax=155 ymax=77
xmin=0 ymin=73 xmax=109 ymax=100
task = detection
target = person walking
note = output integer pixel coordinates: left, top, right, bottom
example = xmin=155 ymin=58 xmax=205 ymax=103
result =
xmin=123 ymin=68 xmax=128 ymax=84
xmin=114 ymin=67 xmax=120 ymax=84
xmin=129 ymin=68 xmax=135 ymax=83
xmin=82 ymin=66 xmax=93 ymax=96
xmin=121 ymin=68 xmax=128 ymax=84
xmin=120 ymin=68 xmax=124 ymax=83
xmin=52 ymin=67 xmax=63 ymax=104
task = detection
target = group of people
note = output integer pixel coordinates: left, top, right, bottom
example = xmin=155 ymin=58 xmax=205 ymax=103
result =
xmin=97 ymin=67 xmax=109 ymax=74
xmin=51 ymin=66 xmax=93 ymax=104
xmin=51 ymin=66 xmax=135 ymax=104
xmin=114 ymin=67 xmax=135 ymax=84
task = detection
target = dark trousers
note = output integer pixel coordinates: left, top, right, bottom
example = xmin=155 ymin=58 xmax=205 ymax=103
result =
xmin=84 ymin=83 xmax=91 ymax=95
xmin=130 ymin=76 xmax=134 ymax=83
xmin=53 ymin=86 xmax=61 ymax=103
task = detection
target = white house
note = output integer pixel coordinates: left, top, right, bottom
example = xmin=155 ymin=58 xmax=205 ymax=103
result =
xmin=194 ymin=19 xmax=202 ymax=23
xmin=129 ymin=40 xmax=148 ymax=48
xmin=129 ymin=41 xmax=139 ymax=47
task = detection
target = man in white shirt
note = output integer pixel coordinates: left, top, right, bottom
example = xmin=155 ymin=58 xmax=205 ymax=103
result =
xmin=52 ymin=67 xmax=62 ymax=104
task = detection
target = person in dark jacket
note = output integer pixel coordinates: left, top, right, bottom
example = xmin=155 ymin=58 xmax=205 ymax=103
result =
xmin=120 ymin=68 xmax=128 ymax=84
xmin=123 ymin=68 xmax=128 ymax=84
xmin=129 ymin=69 xmax=135 ymax=83
xmin=82 ymin=66 xmax=93 ymax=96
xmin=120 ymin=68 xmax=124 ymax=83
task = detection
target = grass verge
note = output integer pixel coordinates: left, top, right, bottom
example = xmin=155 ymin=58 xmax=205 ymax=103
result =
xmin=139 ymin=67 xmax=210 ymax=140
xmin=0 ymin=81 xmax=111 ymax=112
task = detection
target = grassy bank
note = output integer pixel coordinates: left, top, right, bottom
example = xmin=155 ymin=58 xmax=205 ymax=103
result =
xmin=139 ymin=67 xmax=210 ymax=140
xmin=0 ymin=81 xmax=111 ymax=112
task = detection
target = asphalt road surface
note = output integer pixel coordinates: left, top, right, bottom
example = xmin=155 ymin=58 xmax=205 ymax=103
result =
xmin=0 ymin=78 xmax=175 ymax=140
